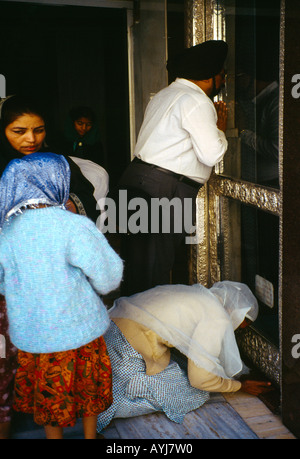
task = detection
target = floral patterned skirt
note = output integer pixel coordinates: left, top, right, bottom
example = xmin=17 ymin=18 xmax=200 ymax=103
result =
xmin=13 ymin=337 xmax=113 ymax=427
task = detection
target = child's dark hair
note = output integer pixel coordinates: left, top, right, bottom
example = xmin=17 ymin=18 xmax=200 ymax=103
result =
xmin=69 ymin=106 xmax=96 ymax=124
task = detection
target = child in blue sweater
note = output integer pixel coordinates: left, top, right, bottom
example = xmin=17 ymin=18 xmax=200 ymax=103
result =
xmin=0 ymin=152 xmax=123 ymax=439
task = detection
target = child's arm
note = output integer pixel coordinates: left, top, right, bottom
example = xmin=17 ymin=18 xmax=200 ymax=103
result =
xmin=67 ymin=218 xmax=123 ymax=296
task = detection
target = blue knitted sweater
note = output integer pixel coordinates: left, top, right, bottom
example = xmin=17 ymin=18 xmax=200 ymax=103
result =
xmin=0 ymin=207 xmax=123 ymax=353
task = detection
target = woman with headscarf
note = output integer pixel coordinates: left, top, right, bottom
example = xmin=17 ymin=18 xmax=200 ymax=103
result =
xmin=0 ymin=95 xmax=99 ymax=222
xmin=0 ymin=95 xmax=100 ymax=437
xmin=0 ymin=153 xmax=123 ymax=439
xmin=97 ymin=281 xmax=272 ymax=433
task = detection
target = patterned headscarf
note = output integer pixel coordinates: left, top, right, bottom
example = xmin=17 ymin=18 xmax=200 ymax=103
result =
xmin=0 ymin=152 xmax=70 ymax=228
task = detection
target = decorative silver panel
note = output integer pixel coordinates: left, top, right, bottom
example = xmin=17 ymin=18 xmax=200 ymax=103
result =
xmin=211 ymin=175 xmax=281 ymax=216
xmin=185 ymin=0 xmax=282 ymax=385
xmin=185 ymin=0 xmax=214 ymax=47
xmin=192 ymin=184 xmax=209 ymax=286
xmin=236 ymin=327 xmax=281 ymax=386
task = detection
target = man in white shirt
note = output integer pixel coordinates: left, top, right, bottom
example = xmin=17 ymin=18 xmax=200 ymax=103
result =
xmin=117 ymin=40 xmax=229 ymax=295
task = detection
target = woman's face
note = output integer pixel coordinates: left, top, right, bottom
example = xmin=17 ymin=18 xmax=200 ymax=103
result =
xmin=74 ymin=117 xmax=92 ymax=137
xmin=4 ymin=113 xmax=46 ymax=155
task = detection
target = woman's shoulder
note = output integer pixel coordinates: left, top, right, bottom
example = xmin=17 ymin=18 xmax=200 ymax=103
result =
xmin=37 ymin=208 xmax=102 ymax=242
xmin=52 ymin=206 xmax=94 ymax=224
xmin=55 ymin=208 xmax=101 ymax=235
xmin=28 ymin=206 xmax=92 ymax=228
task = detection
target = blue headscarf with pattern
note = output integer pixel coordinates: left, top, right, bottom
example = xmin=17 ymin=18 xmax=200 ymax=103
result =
xmin=0 ymin=152 xmax=70 ymax=228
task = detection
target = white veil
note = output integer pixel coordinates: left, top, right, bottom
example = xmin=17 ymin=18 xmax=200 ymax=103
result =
xmin=109 ymin=281 xmax=258 ymax=379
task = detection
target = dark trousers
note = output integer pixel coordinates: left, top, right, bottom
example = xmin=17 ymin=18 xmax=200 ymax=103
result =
xmin=114 ymin=161 xmax=201 ymax=295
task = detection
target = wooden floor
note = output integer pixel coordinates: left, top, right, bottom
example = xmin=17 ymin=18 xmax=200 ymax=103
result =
xmin=101 ymin=393 xmax=258 ymax=440
xmin=10 ymin=391 xmax=296 ymax=440
xmin=100 ymin=392 xmax=296 ymax=440
xmin=223 ymin=391 xmax=296 ymax=439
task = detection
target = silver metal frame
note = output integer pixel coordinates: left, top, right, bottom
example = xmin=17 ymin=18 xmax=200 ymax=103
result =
xmin=186 ymin=0 xmax=283 ymax=386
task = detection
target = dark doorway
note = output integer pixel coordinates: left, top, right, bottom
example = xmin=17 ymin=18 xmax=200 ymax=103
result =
xmin=0 ymin=1 xmax=130 ymax=186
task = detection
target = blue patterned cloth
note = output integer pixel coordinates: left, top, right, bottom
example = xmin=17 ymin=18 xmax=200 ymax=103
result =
xmin=0 ymin=153 xmax=70 ymax=228
xmin=97 ymin=321 xmax=210 ymax=432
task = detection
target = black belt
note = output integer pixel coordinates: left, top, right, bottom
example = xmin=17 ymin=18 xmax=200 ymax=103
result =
xmin=133 ymin=157 xmax=203 ymax=190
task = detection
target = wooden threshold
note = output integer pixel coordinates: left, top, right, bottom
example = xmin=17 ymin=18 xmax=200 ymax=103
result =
xmin=223 ymin=391 xmax=296 ymax=439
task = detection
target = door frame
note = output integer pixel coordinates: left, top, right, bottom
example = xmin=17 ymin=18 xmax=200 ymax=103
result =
xmin=186 ymin=0 xmax=282 ymax=386
xmin=187 ymin=0 xmax=300 ymax=437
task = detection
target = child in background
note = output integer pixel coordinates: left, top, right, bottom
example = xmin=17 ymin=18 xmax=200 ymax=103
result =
xmin=59 ymin=106 xmax=105 ymax=167
xmin=0 ymin=152 xmax=123 ymax=439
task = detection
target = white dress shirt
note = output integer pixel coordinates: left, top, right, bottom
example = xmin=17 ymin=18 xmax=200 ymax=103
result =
xmin=134 ymin=78 xmax=228 ymax=184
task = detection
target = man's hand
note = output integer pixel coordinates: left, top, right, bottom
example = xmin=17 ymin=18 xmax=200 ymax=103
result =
xmin=214 ymin=101 xmax=228 ymax=132
xmin=240 ymin=380 xmax=273 ymax=396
